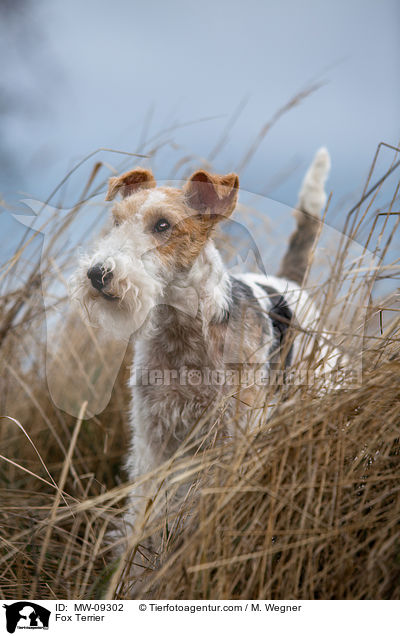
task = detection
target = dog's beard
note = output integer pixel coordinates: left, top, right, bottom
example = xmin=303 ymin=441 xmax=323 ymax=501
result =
xmin=69 ymin=255 xmax=163 ymax=341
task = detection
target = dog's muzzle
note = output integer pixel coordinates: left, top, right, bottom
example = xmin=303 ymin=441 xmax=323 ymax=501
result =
xmin=87 ymin=263 xmax=113 ymax=292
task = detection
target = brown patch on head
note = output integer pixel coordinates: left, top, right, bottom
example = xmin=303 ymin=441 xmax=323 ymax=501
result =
xmin=123 ymin=187 xmax=212 ymax=269
xmin=151 ymin=170 xmax=240 ymax=270
xmin=106 ymin=170 xmax=240 ymax=272
xmin=184 ymin=170 xmax=239 ymax=223
xmin=105 ymin=167 xmax=156 ymax=201
xmin=156 ymin=214 xmax=211 ymax=269
xmin=109 ymin=186 xmax=182 ymax=227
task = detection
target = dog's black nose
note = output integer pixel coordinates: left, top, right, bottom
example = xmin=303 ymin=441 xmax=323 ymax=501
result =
xmin=87 ymin=263 xmax=113 ymax=291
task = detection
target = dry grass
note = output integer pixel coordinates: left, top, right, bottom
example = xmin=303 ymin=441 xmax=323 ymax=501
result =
xmin=0 ymin=104 xmax=399 ymax=600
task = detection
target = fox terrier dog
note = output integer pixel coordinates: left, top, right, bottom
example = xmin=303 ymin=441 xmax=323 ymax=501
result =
xmin=71 ymin=148 xmax=333 ymax=550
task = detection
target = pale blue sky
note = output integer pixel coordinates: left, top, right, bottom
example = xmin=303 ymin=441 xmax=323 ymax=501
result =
xmin=1 ymin=0 xmax=399 ymax=234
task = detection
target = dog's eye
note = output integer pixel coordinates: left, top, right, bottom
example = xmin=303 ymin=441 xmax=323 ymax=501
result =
xmin=153 ymin=218 xmax=170 ymax=233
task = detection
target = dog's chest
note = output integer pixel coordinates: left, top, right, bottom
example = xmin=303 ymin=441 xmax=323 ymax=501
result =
xmin=133 ymin=328 xmax=225 ymax=413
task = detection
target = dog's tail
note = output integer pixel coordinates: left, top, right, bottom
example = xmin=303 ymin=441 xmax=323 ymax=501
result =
xmin=278 ymin=147 xmax=330 ymax=285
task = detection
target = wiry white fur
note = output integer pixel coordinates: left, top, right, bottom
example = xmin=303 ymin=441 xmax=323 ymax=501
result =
xmin=137 ymin=190 xmax=167 ymax=213
xmin=157 ymin=243 xmax=232 ymax=344
xmin=70 ymin=221 xmax=166 ymax=340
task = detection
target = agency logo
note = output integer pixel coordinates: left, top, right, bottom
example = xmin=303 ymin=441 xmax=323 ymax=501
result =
xmin=2 ymin=603 xmax=50 ymax=634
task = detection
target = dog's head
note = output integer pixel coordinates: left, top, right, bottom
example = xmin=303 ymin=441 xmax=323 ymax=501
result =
xmin=70 ymin=167 xmax=239 ymax=338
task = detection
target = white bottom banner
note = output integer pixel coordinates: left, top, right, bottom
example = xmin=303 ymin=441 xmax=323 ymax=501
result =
xmin=1 ymin=600 xmax=398 ymax=635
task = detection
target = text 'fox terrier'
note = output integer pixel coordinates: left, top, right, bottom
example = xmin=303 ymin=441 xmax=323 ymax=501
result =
xmin=71 ymin=148 xmax=336 ymax=545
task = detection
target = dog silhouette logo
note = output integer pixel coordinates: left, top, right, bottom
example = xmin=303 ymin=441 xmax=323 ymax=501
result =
xmin=2 ymin=602 xmax=50 ymax=634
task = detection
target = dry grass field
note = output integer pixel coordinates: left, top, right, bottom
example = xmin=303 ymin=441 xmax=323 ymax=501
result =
xmin=1 ymin=109 xmax=399 ymax=600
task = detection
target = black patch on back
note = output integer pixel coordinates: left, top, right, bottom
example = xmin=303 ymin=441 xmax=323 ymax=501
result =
xmin=212 ymin=277 xmax=294 ymax=369
xmin=259 ymin=285 xmax=292 ymax=338
xmin=258 ymin=284 xmax=294 ymax=367
xmin=227 ymin=278 xmax=268 ymax=330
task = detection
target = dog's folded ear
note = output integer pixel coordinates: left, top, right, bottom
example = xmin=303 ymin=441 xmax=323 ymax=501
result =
xmin=184 ymin=170 xmax=239 ymax=222
xmin=106 ymin=168 xmax=156 ymax=201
